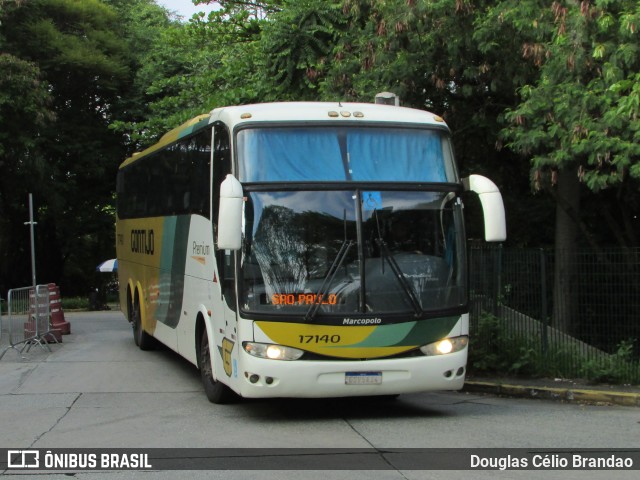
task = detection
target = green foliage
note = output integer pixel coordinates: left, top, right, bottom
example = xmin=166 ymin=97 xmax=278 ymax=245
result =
xmin=0 ymin=54 xmax=53 ymax=160
xmin=61 ymin=296 xmax=90 ymax=311
xmin=469 ymin=313 xmax=508 ymax=372
xmin=469 ymin=313 xmax=640 ymax=384
xmin=261 ymin=0 xmax=345 ymax=99
xmin=499 ymin=0 xmax=640 ymax=247
xmin=6 ymin=0 xmax=130 ymax=88
xmin=469 ymin=313 xmax=547 ymax=375
xmin=580 ymin=339 xmax=639 ymax=384
xmin=112 ymin=0 xmax=277 ymax=148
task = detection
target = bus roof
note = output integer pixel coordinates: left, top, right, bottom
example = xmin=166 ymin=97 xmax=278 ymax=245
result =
xmin=120 ymin=102 xmax=448 ymax=168
xmin=210 ymin=101 xmax=448 ymax=130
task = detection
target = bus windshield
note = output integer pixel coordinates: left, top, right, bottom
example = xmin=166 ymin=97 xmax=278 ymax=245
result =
xmin=240 ymin=189 xmax=466 ymax=318
xmin=236 ymin=126 xmax=458 ymax=183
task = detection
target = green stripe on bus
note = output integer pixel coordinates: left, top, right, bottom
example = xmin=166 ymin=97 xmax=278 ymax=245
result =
xmin=349 ymin=316 xmax=459 ymax=348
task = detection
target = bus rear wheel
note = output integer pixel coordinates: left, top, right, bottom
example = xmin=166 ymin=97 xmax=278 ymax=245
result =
xmin=199 ymin=328 xmax=236 ymax=404
xmin=132 ymin=295 xmax=155 ymax=351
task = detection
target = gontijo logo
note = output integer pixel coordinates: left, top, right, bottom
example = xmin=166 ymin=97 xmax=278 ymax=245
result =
xmin=131 ymin=229 xmax=154 ymax=255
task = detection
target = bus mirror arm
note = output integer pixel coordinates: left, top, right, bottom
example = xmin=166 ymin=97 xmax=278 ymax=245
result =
xmin=217 ymin=174 xmax=244 ymax=251
xmin=462 ymin=174 xmax=507 ymax=242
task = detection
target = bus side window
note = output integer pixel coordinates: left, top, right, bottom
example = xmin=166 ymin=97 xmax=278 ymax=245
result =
xmin=212 ymin=124 xmax=235 ymax=309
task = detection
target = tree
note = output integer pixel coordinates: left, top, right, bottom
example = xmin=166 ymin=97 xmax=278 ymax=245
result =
xmin=0 ymin=0 xmax=132 ymax=295
xmin=0 ymin=52 xmax=55 ymax=293
xmin=260 ymin=0 xmax=550 ymax=243
xmin=114 ymin=0 xmax=280 ymax=148
xmin=0 ymin=1 xmax=54 ymax=292
xmin=260 ymin=0 xmax=344 ymax=100
xmin=106 ymin=0 xmax=186 ymax=147
xmin=498 ymin=0 xmax=640 ymax=331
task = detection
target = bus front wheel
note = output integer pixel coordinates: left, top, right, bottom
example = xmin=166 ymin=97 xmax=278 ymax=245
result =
xmin=199 ymin=329 xmax=236 ymax=404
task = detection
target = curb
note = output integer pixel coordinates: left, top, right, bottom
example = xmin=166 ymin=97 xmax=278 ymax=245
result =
xmin=463 ymin=381 xmax=640 ymax=407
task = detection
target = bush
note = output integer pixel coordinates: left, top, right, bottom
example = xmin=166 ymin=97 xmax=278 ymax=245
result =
xmin=579 ymin=340 xmax=639 ymax=384
xmin=61 ymin=296 xmax=90 ymax=311
xmin=468 ymin=312 xmax=640 ymax=384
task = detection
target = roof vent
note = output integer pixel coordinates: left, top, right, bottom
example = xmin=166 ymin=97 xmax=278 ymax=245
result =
xmin=375 ymin=92 xmax=400 ymax=106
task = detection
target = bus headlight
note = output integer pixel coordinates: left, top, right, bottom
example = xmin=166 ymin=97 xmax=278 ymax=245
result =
xmin=243 ymin=342 xmax=304 ymax=361
xmin=419 ymin=336 xmax=468 ymax=356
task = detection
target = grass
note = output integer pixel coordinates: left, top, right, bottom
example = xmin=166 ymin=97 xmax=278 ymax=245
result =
xmin=61 ymin=297 xmax=90 ymax=311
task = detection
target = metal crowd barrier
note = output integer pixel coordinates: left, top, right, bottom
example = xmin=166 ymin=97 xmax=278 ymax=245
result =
xmin=0 ymin=285 xmax=60 ymax=360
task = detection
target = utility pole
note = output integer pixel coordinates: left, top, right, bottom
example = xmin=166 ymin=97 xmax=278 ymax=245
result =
xmin=24 ymin=193 xmax=42 ymax=338
xmin=24 ymin=193 xmax=37 ymax=290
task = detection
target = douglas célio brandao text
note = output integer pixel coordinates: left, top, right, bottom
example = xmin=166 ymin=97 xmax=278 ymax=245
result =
xmin=470 ymin=453 xmax=634 ymax=470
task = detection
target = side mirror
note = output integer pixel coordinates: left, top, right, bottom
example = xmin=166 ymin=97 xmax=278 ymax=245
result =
xmin=462 ymin=174 xmax=507 ymax=242
xmin=217 ymin=174 xmax=244 ymax=250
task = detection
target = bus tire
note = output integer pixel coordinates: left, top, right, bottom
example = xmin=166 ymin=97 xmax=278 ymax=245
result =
xmin=199 ymin=328 xmax=236 ymax=404
xmin=132 ymin=293 xmax=155 ymax=351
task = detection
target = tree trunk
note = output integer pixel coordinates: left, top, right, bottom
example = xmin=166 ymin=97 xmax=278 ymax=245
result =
xmin=552 ymin=169 xmax=581 ymax=335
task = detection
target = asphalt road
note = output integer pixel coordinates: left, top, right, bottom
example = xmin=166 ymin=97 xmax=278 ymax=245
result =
xmin=0 ymin=311 xmax=638 ymax=480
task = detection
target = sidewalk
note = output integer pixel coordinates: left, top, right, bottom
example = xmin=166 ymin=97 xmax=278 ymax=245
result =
xmin=464 ymin=376 xmax=640 ymax=407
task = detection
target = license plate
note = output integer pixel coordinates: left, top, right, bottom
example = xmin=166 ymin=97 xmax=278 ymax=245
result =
xmin=345 ymin=372 xmax=382 ymax=385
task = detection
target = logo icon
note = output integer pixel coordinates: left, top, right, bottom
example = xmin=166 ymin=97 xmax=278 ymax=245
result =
xmin=7 ymin=450 xmax=39 ymax=468
xmin=220 ymin=337 xmax=235 ymax=377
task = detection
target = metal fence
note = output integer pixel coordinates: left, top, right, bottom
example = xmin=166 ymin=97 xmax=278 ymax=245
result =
xmin=469 ymin=246 xmax=640 ymax=383
xmin=0 ymin=285 xmax=60 ymax=360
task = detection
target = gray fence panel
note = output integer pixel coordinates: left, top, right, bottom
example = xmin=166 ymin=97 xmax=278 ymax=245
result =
xmin=0 ymin=284 xmax=58 ymax=360
xmin=469 ymin=246 xmax=640 ymax=383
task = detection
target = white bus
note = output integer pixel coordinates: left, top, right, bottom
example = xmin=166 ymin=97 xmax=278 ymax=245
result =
xmin=116 ymin=100 xmax=506 ymax=403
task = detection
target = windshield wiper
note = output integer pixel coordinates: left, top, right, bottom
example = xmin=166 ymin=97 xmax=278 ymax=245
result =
xmin=304 ymin=239 xmax=353 ymax=322
xmin=372 ymin=209 xmax=422 ymax=317
xmin=375 ymin=238 xmax=423 ymax=317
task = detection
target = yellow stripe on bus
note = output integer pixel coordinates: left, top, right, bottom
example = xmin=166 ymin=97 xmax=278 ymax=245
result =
xmin=254 ymin=321 xmax=416 ymax=359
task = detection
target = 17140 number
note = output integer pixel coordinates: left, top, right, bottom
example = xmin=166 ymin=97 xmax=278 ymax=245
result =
xmin=298 ymin=335 xmax=341 ymax=344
